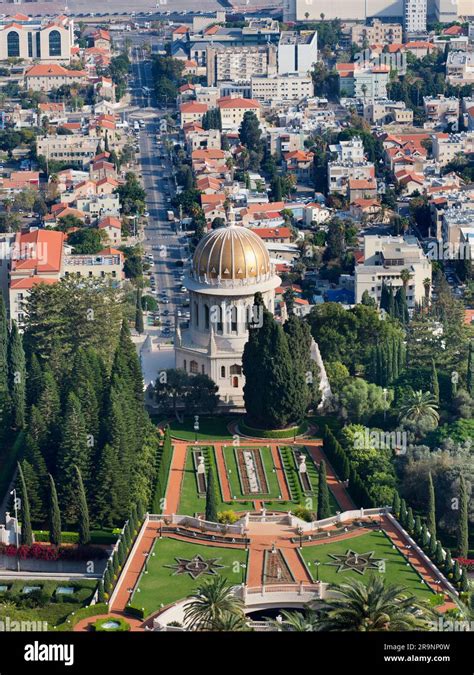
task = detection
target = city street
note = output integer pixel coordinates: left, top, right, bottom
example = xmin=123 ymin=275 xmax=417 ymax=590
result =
xmin=129 ymin=45 xmax=190 ymax=344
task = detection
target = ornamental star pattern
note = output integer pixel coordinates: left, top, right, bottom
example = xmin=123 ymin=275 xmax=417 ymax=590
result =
xmin=165 ymin=555 xmax=225 ymax=579
xmin=326 ymin=549 xmax=386 ymax=575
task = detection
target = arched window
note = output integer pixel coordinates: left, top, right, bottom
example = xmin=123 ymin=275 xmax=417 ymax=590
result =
xmin=230 ymin=364 xmax=242 ymax=375
xmin=216 ymin=305 xmax=223 ymax=333
xmin=35 ymin=31 xmax=41 ymax=58
xmin=190 ymin=360 xmax=198 ymax=374
xmin=49 ymin=29 xmax=62 ymax=57
xmin=7 ymin=31 xmax=20 ymax=58
xmin=232 ymin=376 xmax=239 ymax=388
xmin=204 ymin=304 xmax=209 ymax=329
xmin=230 ymin=305 xmax=238 ymax=333
xmin=194 ymin=301 xmax=199 ymax=327
xmin=221 ymin=365 xmax=225 ymax=378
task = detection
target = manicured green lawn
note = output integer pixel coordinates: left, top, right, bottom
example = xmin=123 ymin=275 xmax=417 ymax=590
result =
xmin=178 ymin=446 xmax=254 ymax=515
xmin=279 ymin=446 xmax=339 ymax=514
xmin=168 ymin=416 xmax=234 ymax=441
xmin=222 ymin=446 xmax=282 ymax=500
xmin=299 ymin=531 xmax=433 ymax=598
xmin=131 ymin=538 xmax=248 ymax=616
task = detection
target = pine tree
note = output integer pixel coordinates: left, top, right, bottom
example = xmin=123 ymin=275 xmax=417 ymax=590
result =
xmin=456 ymin=474 xmax=469 ymax=558
xmin=48 ymin=474 xmax=62 ymax=546
xmin=430 ymin=359 xmax=439 ymax=404
xmin=75 ymin=465 xmax=90 ymax=545
xmin=26 ymin=353 xmax=43 ymax=407
xmin=317 ymin=460 xmax=330 ymax=519
xmin=8 ymin=321 xmax=26 ymax=429
xmin=17 ymin=462 xmax=33 ymax=546
xmin=205 ymin=465 xmax=219 ymax=523
xmin=91 ymin=443 xmax=120 ymax=528
xmin=426 ymin=472 xmax=436 ymax=541
xmin=392 ymin=491 xmax=401 ymax=518
xmin=56 ymin=392 xmax=90 ymax=523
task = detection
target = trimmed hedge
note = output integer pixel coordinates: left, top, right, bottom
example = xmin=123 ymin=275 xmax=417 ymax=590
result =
xmin=125 ymin=605 xmax=144 ymax=620
xmin=238 ymin=420 xmax=308 ymax=439
xmin=54 ymin=603 xmax=109 ymax=631
xmin=33 ymin=530 xmax=118 ymax=545
xmin=93 ymin=617 xmax=130 ymax=632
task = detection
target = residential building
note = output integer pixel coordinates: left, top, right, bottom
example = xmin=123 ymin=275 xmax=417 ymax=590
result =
xmin=217 ymin=97 xmax=261 ymax=131
xmin=442 ymin=208 xmax=474 ymax=248
xmin=329 ymin=137 xmax=365 ymax=163
xmin=423 ymin=95 xmax=460 ymax=130
xmin=432 ymin=131 xmax=474 ymax=166
xmin=351 ymin=20 xmax=403 ymax=47
xmin=250 ymin=75 xmax=313 ymax=103
xmin=355 ymin=235 xmax=431 ymax=308
xmin=277 ymin=31 xmax=318 ymax=76
xmin=36 ymin=135 xmax=98 ymax=168
xmin=206 ymin=45 xmax=277 ymax=86
xmin=0 ymin=14 xmax=73 ymax=63
xmin=446 ymin=51 xmax=474 ymax=84
xmin=404 ymin=0 xmax=427 ymax=37
xmin=363 ymin=99 xmax=414 ymax=125
xmin=328 ymin=160 xmax=376 ymax=195
xmin=24 ymin=64 xmax=88 ymax=92
xmin=337 ymin=63 xmax=390 ymax=99
xmin=180 ymin=101 xmax=208 ymax=128
xmin=283 ymin=150 xmax=314 ymax=182
xmin=62 ymin=247 xmax=123 ymax=281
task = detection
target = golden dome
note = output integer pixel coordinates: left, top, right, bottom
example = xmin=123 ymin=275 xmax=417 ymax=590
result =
xmin=192 ymin=225 xmax=271 ymax=282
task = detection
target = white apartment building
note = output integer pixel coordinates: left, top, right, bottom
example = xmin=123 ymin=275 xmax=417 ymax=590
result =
xmin=442 ymin=208 xmax=474 ymax=247
xmin=284 ymin=0 xmax=458 ymax=22
xmin=206 ymin=45 xmax=277 ymax=86
xmin=355 ymin=235 xmax=432 ymax=308
xmin=329 ymin=137 xmax=366 ymax=163
xmin=404 ymin=0 xmax=427 ymax=36
xmin=338 ymin=64 xmax=390 ymax=99
xmin=250 ymin=75 xmax=313 ymax=103
xmin=364 ymin=99 xmax=414 ymax=125
xmin=277 ymin=31 xmax=318 ymax=76
xmin=446 ymin=51 xmax=474 ymax=84
xmin=328 ymin=161 xmax=376 ymax=195
xmin=432 ymin=131 xmax=474 ymax=166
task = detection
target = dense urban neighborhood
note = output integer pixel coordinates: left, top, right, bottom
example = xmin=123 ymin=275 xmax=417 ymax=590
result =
xmin=0 ymin=0 xmax=472 ymax=665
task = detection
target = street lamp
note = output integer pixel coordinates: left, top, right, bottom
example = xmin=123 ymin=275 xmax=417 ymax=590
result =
xmin=10 ymin=488 xmax=20 ymax=571
xmin=314 ymin=559 xmax=321 ymax=582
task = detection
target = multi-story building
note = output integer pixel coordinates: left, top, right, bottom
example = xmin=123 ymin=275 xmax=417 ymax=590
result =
xmin=217 ymin=97 xmax=261 ymax=131
xmin=442 ymin=208 xmax=474 ymax=248
xmin=24 ymin=64 xmax=88 ymax=92
xmin=446 ymin=51 xmax=474 ymax=84
xmin=432 ymin=131 xmax=474 ymax=166
xmin=62 ymin=247 xmax=123 ymax=281
xmin=180 ymin=101 xmax=208 ymax=128
xmin=351 ymin=20 xmax=403 ymax=47
xmin=36 ymin=135 xmax=98 ymax=169
xmin=277 ymin=31 xmax=318 ymax=76
xmin=0 ymin=14 xmax=73 ymax=63
xmin=337 ymin=63 xmax=390 ymax=99
xmin=285 ymin=0 xmax=458 ymax=23
xmin=206 ymin=45 xmax=277 ymax=86
xmin=404 ymin=0 xmax=427 ymax=37
xmin=328 ymin=160 xmax=376 ymax=195
xmin=364 ymin=99 xmax=414 ymax=125
xmin=250 ymin=75 xmax=313 ymax=103
xmin=329 ymin=137 xmax=365 ymax=163
xmin=423 ymin=95 xmax=460 ymax=130
xmin=355 ymin=235 xmax=432 ymax=308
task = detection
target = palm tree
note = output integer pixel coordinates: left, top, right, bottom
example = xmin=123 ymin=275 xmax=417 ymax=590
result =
xmin=267 ymin=609 xmax=321 ymax=632
xmin=183 ymin=576 xmax=245 ymax=631
xmin=400 ymin=268 xmax=413 ymax=292
xmin=211 ymin=611 xmax=250 ymax=632
xmin=317 ymin=576 xmax=436 ymax=631
xmin=397 ymin=389 xmax=439 ymax=425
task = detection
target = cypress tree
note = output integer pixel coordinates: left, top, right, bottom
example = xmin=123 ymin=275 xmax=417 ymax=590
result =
xmin=0 ymin=295 xmax=10 ymax=433
xmin=8 ymin=321 xmax=26 ymax=429
xmin=103 ymin=568 xmax=111 ymax=595
xmin=421 ymin=524 xmax=429 ymax=549
xmin=388 ymin=286 xmax=395 ymax=318
xmin=414 ymin=514 xmax=422 ymax=539
xmin=460 ymin=568 xmax=469 ymax=592
xmin=91 ymin=443 xmax=120 ymax=528
xmin=467 ymin=341 xmax=474 ymax=396
xmin=56 ymin=392 xmax=90 ymax=523
xmin=399 ymin=498 xmax=408 ymax=527
xmin=406 ymin=506 xmax=415 ymax=533
xmin=430 ymin=359 xmax=439 ymax=404
xmin=48 ymin=474 xmax=62 ymax=547
xmin=17 ymin=462 xmax=33 ymax=546
xmin=434 ymin=540 xmax=444 ymax=567
xmin=453 ymin=560 xmax=462 ymax=584
xmin=75 ymin=465 xmax=90 ymax=545
xmin=135 ymin=289 xmax=144 ymax=335
xmin=98 ymin=580 xmax=105 ymax=603
xmin=392 ymin=491 xmax=401 ymax=518
xmin=456 ymin=474 xmax=469 ymax=558
xmin=26 ymin=353 xmax=43 ymax=407
xmin=205 ymin=465 xmax=219 ymax=523
xmin=426 ymin=472 xmax=436 ymax=541
xmin=317 ymin=460 xmax=330 ymax=519
xmin=444 ymin=549 xmax=453 ymax=575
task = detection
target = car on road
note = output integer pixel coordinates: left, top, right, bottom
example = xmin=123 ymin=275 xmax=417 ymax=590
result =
xmin=162 ymin=309 xmax=170 ymax=316
xmin=179 ymin=286 xmax=186 ymax=293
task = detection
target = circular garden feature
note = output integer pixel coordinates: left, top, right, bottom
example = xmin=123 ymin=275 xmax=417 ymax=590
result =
xmin=92 ymin=617 xmax=131 ymax=632
xmin=237 ymin=420 xmax=308 ymax=439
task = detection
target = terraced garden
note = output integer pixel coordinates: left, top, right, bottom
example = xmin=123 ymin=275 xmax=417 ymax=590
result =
xmin=222 ymin=446 xmax=282 ymax=500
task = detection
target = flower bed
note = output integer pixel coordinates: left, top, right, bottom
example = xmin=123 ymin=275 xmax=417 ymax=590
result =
xmin=0 ymin=543 xmax=108 ymax=561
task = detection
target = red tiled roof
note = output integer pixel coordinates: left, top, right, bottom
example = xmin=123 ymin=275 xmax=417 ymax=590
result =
xmin=217 ymin=97 xmax=260 ymax=110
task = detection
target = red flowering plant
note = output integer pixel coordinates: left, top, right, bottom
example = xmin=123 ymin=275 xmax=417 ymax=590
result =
xmin=456 ymin=557 xmax=474 ymax=570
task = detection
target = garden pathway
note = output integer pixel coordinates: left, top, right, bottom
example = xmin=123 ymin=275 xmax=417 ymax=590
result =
xmin=165 ymin=442 xmax=187 ymax=514
xmin=270 ymin=445 xmax=291 ymax=501
xmin=305 ymin=441 xmax=355 ymax=511
xmin=214 ymin=444 xmax=232 ymax=502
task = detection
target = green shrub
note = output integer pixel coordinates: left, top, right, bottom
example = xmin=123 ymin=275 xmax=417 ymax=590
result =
xmin=239 ymin=421 xmax=307 ymax=439
xmin=125 ymin=605 xmax=144 ymax=620
xmin=218 ymin=510 xmax=239 ymax=524
xmin=293 ymin=505 xmax=313 ymax=522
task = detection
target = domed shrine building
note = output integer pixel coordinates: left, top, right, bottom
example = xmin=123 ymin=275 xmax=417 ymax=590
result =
xmin=175 ymin=225 xmax=281 ymax=406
